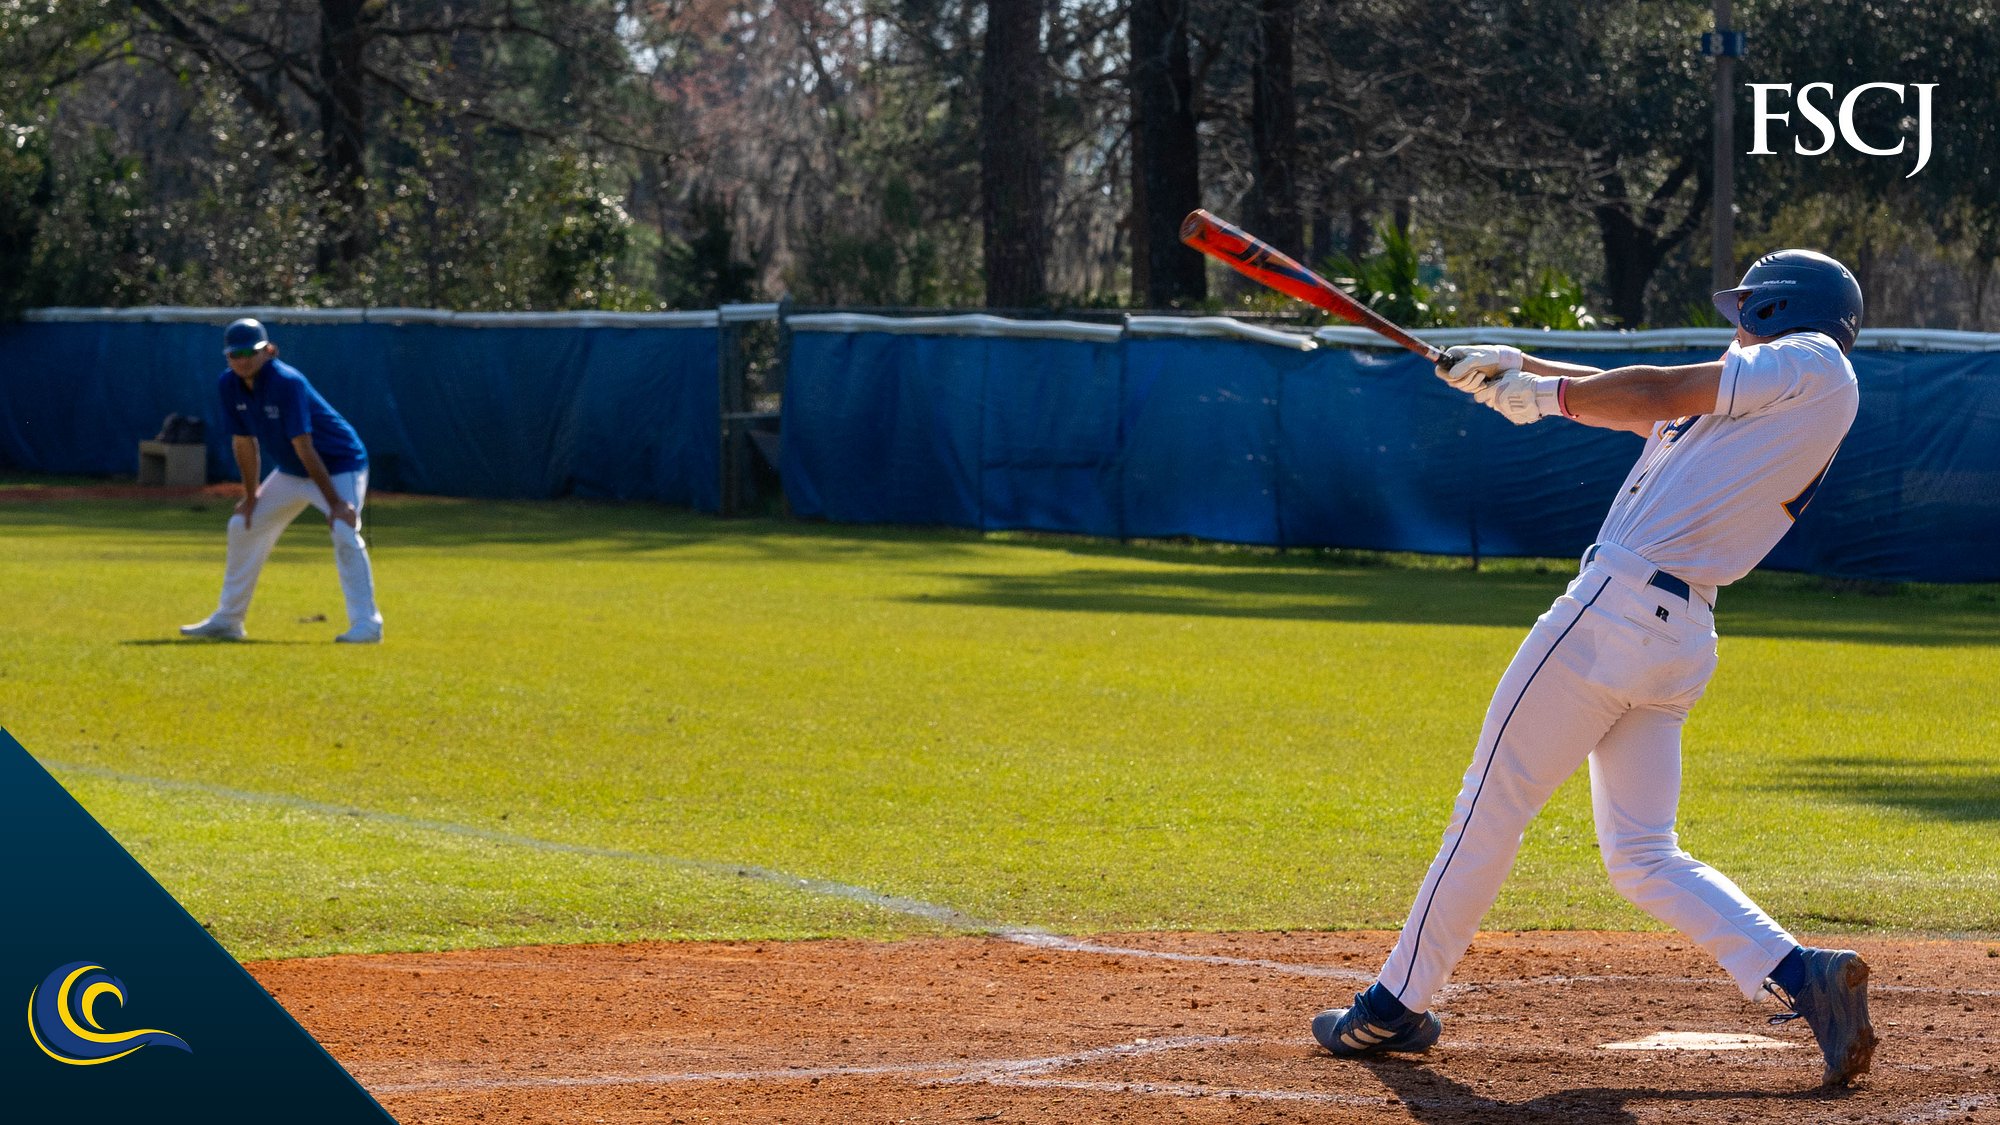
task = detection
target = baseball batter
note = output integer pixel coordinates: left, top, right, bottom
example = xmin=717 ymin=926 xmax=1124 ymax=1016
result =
xmin=180 ymin=318 xmax=384 ymax=644
xmin=1312 ymin=250 xmax=1876 ymax=1087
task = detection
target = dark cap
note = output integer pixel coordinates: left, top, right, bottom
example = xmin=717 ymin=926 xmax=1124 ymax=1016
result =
xmin=223 ymin=317 xmax=270 ymax=353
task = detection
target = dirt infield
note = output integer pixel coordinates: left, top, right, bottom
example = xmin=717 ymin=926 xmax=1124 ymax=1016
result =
xmin=248 ymin=930 xmax=1999 ymax=1124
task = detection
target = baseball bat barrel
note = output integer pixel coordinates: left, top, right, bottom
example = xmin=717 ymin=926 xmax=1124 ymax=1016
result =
xmin=1178 ymin=209 xmax=1445 ymax=364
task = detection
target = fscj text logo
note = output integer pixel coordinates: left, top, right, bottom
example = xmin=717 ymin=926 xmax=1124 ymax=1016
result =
xmin=1747 ymin=82 xmax=1937 ymax=178
xmin=27 ymin=961 xmax=192 ymax=1065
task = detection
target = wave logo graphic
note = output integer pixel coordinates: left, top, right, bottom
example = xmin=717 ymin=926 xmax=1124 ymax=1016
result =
xmin=27 ymin=962 xmax=192 ymax=1065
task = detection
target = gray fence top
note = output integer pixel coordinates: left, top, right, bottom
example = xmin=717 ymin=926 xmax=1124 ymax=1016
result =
xmin=1314 ymin=325 xmax=2000 ymax=352
xmin=1125 ymin=315 xmax=1316 ymax=350
xmin=24 ymin=306 xmax=734 ymax=329
xmin=786 ymin=312 xmax=1123 ymax=343
xmin=22 ymin=307 xmax=2000 ymax=352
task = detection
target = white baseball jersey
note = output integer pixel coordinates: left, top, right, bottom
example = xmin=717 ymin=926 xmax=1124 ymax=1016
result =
xmin=1370 ymin=327 xmax=1863 ymax=1019
xmin=1593 ymin=332 xmax=1859 ymax=595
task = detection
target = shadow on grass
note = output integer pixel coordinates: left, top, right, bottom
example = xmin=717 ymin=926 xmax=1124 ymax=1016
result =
xmin=4 ymin=495 xmax=1998 ymax=640
xmin=1776 ymin=755 xmax=2000 ymax=823
xmin=1360 ymin=1055 xmax=1839 ymax=1124
xmin=909 ymin=564 xmax=2000 ymax=644
xmin=0 ymin=495 xmax=996 ymax=560
xmin=119 ymin=639 xmax=315 ymax=647
xmin=910 ymin=565 xmax=1557 ymax=629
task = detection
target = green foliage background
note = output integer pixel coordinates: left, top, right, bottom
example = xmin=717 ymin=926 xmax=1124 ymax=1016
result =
xmin=3 ymin=1 xmax=1994 ymax=322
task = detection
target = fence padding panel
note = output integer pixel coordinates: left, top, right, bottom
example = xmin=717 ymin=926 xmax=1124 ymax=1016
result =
xmin=0 ymin=320 xmax=719 ymax=510
xmin=783 ymin=330 xmax=2000 ymax=582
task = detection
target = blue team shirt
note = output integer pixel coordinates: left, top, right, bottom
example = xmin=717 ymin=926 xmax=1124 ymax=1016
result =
xmin=218 ymin=359 xmax=367 ymax=478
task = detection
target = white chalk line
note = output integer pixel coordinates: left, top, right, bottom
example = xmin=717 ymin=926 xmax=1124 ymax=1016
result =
xmin=1007 ymin=932 xmax=1374 ymax=982
xmin=1462 ymin=973 xmax=2000 ymax=1000
xmin=977 ymin=1074 xmax=2000 ymax=1114
xmin=371 ymin=1037 xmax=1979 ymax=1109
xmin=371 ymin=1034 xmax=1232 ymax=1095
xmin=1873 ymin=984 xmax=2000 ymax=998
xmin=375 ymin=1060 xmax=964 ymax=1094
xmin=63 ymin=765 xmax=2000 ymax=1117
xmin=936 ymin=1034 xmax=1233 ymax=1083
xmin=49 ymin=762 xmax=1995 ymax=1000
xmin=47 ymin=759 xmax=1000 ymax=930
xmin=975 ymin=1075 xmax=1386 ymax=1107
xmin=47 ymin=760 xmax=1375 ymax=982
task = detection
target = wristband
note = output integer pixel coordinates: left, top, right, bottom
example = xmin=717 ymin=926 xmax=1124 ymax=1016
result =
xmin=1555 ymin=377 xmax=1575 ymax=419
xmin=1530 ymin=375 xmax=1565 ymax=420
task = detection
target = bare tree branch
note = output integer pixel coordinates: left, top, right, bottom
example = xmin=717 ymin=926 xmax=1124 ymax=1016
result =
xmin=362 ymin=61 xmax=677 ymax=162
xmin=40 ymin=35 xmax=140 ymax=92
xmin=128 ymin=0 xmax=299 ymax=141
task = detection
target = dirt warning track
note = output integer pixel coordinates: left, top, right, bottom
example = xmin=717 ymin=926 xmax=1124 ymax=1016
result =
xmin=249 ymin=930 xmax=2000 ymax=1124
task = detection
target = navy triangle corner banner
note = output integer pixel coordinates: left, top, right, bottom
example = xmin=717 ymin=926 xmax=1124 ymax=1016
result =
xmin=0 ymin=728 xmax=396 ymax=1123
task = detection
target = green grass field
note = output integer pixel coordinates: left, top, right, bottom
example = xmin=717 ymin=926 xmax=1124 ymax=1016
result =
xmin=3 ymin=492 xmax=1996 ymax=960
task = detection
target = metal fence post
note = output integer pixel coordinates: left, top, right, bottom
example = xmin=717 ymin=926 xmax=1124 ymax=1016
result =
xmin=718 ymin=301 xmax=785 ymax=517
xmin=717 ymin=309 xmax=747 ymax=517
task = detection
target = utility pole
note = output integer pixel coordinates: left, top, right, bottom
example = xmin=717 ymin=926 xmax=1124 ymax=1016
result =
xmin=1706 ymin=2 xmax=1744 ymax=291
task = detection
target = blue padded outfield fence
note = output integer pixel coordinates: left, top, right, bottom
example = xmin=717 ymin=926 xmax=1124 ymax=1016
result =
xmin=0 ymin=307 xmax=736 ymax=510
xmin=783 ymin=315 xmax=2000 ymax=583
xmin=4 ymin=308 xmax=1999 ymax=581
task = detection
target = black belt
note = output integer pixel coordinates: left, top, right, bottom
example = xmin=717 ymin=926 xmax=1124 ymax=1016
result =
xmin=1585 ymin=544 xmax=1692 ymax=601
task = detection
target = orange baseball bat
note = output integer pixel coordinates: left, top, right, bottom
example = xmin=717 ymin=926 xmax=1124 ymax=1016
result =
xmin=1179 ymin=209 xmax=1446 ymax=364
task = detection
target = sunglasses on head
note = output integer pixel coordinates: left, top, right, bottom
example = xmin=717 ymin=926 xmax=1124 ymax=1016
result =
xmin=225 ymin=346 xmax=263 ymax=358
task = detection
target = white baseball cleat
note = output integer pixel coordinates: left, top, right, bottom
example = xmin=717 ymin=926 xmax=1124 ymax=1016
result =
xmin=179 ymin=617 xmax=245 ymax=640
xmin=334 ymin=623 xmax=383 ymax=644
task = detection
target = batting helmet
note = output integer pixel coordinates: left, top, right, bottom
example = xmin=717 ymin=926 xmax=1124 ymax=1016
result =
xmin=222 ymin=317 xmax=270 ymax=354
xmin=1711 ymin=250 xmax=1864 ymax=353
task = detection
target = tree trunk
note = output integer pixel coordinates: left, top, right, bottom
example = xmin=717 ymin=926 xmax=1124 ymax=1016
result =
xmin=1245 ymin=0 xmax=1298 ymax=258
xmin=316 ymin=0 xmax=369 ymax=279
xmin=981 ymin=0 xmax=1048 ymax=309
xmin=1308 ymin=207 xmax=1333 ymax=266
xmin=1130 ymin=120 xmax=1150 ymax=304
xmin=1973 ymin=219 xmax=2000 ymax=329
xmin=1592 ymin=159 xmax=1710 ymax=328
xmin=1129 ymin=0 xmax=1204 ymax=307
xmin=1595 ymin=203 xmax=1660 ymax=328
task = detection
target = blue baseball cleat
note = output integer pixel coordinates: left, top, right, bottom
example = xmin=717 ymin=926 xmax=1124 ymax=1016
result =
xmin=1768 ymin=948 xmax=1877 ymax=1087
xmin=1311 ymin=984 xmax=1442 ymax=1057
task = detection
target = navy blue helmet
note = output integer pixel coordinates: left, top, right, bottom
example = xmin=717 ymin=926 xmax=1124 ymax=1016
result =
xmin=222 ymin=317 xmax=270 ymax=355
xmin=1712 ymin=250 xmax=1864 ymax=353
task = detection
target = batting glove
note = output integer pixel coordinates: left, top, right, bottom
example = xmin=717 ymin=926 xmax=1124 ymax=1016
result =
xmin=1436 ymin=344 xmax=1523 ymax=393
xmin=1474 ymin=370 xmax=1566 ymax=425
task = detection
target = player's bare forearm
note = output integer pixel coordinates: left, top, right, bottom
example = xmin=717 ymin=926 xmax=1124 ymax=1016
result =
xmin=1514 ymin=356 xmax=1651 ymax=434
xmin=1514 ymin=358 xmax=1723 ymax=435
xmin=1567 ymin=362 xmax=1724 ymax=430
xmin=1520 ymin=355 xmax=1606 ymax=380
xmin=232 ymin=436 xmax=260 ymax=497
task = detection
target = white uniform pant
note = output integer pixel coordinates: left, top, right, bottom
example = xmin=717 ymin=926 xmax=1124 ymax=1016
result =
xmin=209 ymin=469 xmax=381 ymax=631
xmin=1377 ymin=545 xmax=1795 ymax=1011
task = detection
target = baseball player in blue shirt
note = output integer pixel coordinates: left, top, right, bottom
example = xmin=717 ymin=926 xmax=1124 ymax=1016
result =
xmin=180 ymin=318 xmax=384 ymax=643
xmin=1312 ymin=251 xmax=1875 ymax=1087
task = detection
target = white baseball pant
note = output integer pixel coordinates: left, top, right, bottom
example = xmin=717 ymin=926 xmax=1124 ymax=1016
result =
xmin=1376 ymin=542 xmax=1796 ymax=1010
xmin=207 ymin=468 xmax=382 ymax=632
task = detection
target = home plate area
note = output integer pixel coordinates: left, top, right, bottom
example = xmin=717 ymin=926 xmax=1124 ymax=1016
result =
xmin=250 ymin=930 xmax=2000 ymax=1124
